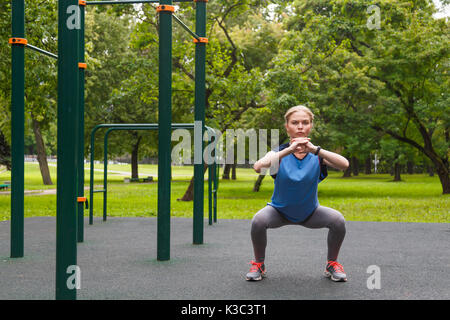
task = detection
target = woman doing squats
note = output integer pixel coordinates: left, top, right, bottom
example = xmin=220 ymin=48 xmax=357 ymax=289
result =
xmin=246 ymin=105 xmax=349 ymax=282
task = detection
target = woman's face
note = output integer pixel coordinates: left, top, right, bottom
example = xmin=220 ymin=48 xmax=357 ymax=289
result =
xmin=285 ymin=111 xmax=313 ymax=138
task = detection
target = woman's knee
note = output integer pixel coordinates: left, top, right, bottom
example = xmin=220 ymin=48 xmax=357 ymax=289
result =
xmin=331 ymin=211 xmax=346 ymax=232
xmin=251 ymin=211 xmax=269 ymax=230
xmin=251 ymin=206 xmax=277 ymax=230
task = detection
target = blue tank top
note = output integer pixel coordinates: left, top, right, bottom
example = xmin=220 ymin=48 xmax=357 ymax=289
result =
xmin=268 ymin=143 xmax=327 ymax=223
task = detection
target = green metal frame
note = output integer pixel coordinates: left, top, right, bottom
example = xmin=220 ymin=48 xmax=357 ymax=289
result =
xmin=10 ymin=0 xmax=25 ymax=259
xmin=77 ymin=3 xmax=86 ymax=244
xmin=55 ymin=0 xmax=80 ymax=300
xmin=86 ymin=123 xmax=218 ymax=227
xmin=158 ymin=0 xmax=173 ymax=261
xmin=10 ymin=0 xmax=207 ymax=300
xmin=193 ymin=0 xmax=207 ymax=246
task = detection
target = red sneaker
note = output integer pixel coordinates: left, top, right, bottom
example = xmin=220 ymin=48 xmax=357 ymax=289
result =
xmin=246 ymin=260 xmax=266 ymax=281
xmin=324 ymin=260 xmax=347 ymax=282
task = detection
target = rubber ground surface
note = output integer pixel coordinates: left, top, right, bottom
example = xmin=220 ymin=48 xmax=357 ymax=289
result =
xmin=0 ymin=217 xmax=448 ymax=300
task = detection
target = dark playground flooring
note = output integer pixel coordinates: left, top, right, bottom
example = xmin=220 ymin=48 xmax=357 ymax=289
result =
xmin=0 ymin=217 xmax=449 ymax=300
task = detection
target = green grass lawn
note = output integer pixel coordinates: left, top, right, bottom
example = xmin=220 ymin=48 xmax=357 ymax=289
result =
xmin=0 ymin=163 xmax=448 ymax=223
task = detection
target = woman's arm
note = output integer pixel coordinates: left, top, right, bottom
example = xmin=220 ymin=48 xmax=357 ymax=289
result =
xmin=290 ymin=137 xmax=349 ymax=171
xmin=311 ymin=147 xmax=349 ymax=171
xmin=254 ymin=138 xmax=314 ymax=173
xmin=253 ymin=146 xmax=294 ymax=173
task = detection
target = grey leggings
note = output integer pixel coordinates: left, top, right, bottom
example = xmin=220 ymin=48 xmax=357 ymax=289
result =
xmin=251 ymin=205 xmax=346 ymax=262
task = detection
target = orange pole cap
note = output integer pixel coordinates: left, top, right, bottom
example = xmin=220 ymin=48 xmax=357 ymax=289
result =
xmin=78 ymin=62 xmax=87 ymax=69
xmin=156 ymin=5 xmax=175 ymax=13
xmin=9 ymin=38 xmax=28 ymax=45
xmin=77 ymin=197 xmax=87 ymax=203
xmin=193 ymin=37 xmax=208 ymax=44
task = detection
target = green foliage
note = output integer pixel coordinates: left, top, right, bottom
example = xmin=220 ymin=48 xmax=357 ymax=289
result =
xmin=262 ymin=0 xmax=448 ymax=188
xmin=0 ymin=1 xmax=58 ymax=156
xmin=1 ymin=0 xmax=448 ymax=191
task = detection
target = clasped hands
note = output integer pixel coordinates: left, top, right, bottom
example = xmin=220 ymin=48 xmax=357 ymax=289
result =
xmin=288 ymin=137 xmax=316 ymax=154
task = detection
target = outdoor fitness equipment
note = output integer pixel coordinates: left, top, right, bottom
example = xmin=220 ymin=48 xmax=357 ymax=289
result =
xmin=9 ymin=0 xmax=208 ymax=300
xmin=87 ymin=123 xmax=219 ymax=233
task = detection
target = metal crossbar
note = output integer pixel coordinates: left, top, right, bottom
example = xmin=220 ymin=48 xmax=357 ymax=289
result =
xmin=86 ymin=0 xmax=193 ymax=5
xmin=26 ymin=44 xmax=58 ymax=59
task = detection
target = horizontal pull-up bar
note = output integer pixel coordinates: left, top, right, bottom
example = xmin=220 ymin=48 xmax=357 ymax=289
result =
xmin=89 ymin=123 xmax=216 ymax=225
xmin=86 ymin=0 xmax=193 ymax=5
xmin=83 ymin=1 xmax=206 ymax=43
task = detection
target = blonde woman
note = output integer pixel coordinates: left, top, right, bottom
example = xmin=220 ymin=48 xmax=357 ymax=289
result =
xmin=246 ymin=105 xmax=350 ymax=282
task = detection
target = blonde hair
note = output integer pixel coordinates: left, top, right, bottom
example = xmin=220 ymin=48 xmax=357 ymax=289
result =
xmin=284 ymin=105 xmax=314 ymax=123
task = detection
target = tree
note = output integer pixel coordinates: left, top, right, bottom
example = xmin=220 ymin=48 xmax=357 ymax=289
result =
xmin=0 ymin=1 xmax=58 ymax=185
xmin=142 ymin=1 xmax=283 ymax=199
xmin=270 ymin=0 xmax=449 ymax=193
xmin=83 ymin=7 xmax=153 ymax=179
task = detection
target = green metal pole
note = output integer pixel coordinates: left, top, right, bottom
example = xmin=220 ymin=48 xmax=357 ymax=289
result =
xmin=97 ymin=124 xmax=196 ymax=222
xmin=103 ymin=129 xmax=112 ymax=221
xmin=89 ymin=124 xmax=195 ymax=225
xmin=157 ymin=0 xmax=173 ymax=261
xmin=89 ymin=126 xmax=100 ymax=225
xmin=77 ymin=3 xmax=86 ymax=243
xmin=56 ymin=0 xmax=80 ymax=300
xmin=193 ymin=0 xmax=207 ymax=244
xmin=10 ymin=0 xmax=25 ymax=258
xmin=212 ymin=135 xmax=217 ymax=223
xmin=214 ymin=162 xmax=218 ymax=223
xmin=208 ymin=132 xmax=212 ymax=226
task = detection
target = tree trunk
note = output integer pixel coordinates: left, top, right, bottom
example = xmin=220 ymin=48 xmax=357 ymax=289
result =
xmin=352 ymin=156 xmax=359 ymax=176
xmin=343 ymin=165 xmax=352 ymax=177
xmin=421 ymin=149 xmax=450 ymax=194
xmin=428 ymin=156 xmax=450 ymax=194
xmin=231 ymin=163 xmax=236 ymax=180
xmin=393 ymin=163 xmax=402 ymax=181
xmin=178 ymin=163 xmax=209 ymax=201
xmin=31 ymin=115 xmax=53 ymax=185
xmin=364 ymin=156 xmax=371 ymax=174
xmin=222 ymin=144 xmax=234 ymax=180
xmin=435 ymin=164 xmax=450 ymax=194
xmin=131 ymin=136 xmax=142 ymax=179
xmin=371 ymin=106 xmax=449 ymax=193
xmin=0 ymin=130 xmax=11 ymax=170
xmin=222 ymin=163 xmax=231 ymax=179
xmin=407 ymin=161 xmax=414 ymax=174
xmin=253 ymin=174 xmax=265 ymax=192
